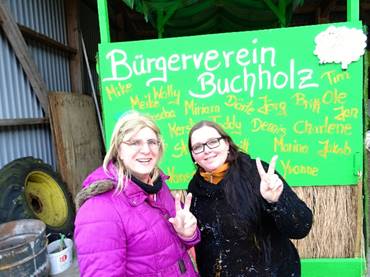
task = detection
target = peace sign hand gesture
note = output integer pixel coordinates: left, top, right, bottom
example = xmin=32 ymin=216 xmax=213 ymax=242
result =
xmin=256 ymin=155 xmax=284 ymax=203
xmin=169 ymin=193 xmax=197 ymax=239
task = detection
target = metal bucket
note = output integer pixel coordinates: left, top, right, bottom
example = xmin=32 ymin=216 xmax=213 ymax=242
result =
xmin=0 ymin=219 xmax=48 ymax=277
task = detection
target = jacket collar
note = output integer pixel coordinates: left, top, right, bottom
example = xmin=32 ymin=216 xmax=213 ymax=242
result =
xmin=124 ymin=171 xmax=169 ymax=207
xmin=76 ymin=162 xmax=170 ymax=208
xmin=124 ymin=179 xmax=148 ymax=206
xmin=75 ymin=180 xmax=114 ymax=209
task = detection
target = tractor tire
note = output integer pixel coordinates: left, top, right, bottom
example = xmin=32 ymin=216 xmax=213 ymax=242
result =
xmin=0 ymin=157 xmax=75 ymax=236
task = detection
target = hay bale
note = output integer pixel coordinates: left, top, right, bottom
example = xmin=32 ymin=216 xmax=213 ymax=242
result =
xmin=292 ymin=186 xmax=358 ymax=258
xmin=367 ymin=151 xmax=370 ymax=245
xmin=172 ymin=185 xmax=360 ymax=259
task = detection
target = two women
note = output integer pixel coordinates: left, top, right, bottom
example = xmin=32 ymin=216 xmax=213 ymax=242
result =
xmin=75 ymin=112 xmax=312 ymax=277
xmin=74 ymin=112 xmax=199 ymax=276
xmin=187 ymin=120 xmax=313 ymax=276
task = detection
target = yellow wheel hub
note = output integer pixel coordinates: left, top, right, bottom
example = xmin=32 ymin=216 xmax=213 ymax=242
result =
xmin=24 ymin=171 xmax=68 ymax=228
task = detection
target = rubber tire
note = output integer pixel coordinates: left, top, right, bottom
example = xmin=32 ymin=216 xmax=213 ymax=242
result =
xmin=0 ymin=157 xmax=75 ymax=236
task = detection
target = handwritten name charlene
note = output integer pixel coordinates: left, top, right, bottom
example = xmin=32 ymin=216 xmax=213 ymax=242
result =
xmin=101 ymin=38 xmax=319 ymax=99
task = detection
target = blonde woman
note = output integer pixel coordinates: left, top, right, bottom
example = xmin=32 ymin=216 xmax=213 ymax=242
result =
xmin=74 ymin=111 xmax=199 ymax=276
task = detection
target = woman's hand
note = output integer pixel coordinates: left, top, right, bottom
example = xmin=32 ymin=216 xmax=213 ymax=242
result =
xmin=256 ymin=155 xmax=284 ymax=203
xmin=169 ymin=193 xmax=197 ymax=239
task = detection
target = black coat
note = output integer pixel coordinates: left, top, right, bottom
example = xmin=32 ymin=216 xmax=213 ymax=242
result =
xmin=188 ymin=152 xmax=313 ymax=277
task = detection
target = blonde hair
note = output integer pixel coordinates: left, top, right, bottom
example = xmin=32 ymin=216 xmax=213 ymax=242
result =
xmin=103 ymin=111 xmax=163 ymax=192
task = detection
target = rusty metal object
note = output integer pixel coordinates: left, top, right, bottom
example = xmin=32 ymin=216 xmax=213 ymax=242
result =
xmin=0 ymin=219 xmax=48 ymax=277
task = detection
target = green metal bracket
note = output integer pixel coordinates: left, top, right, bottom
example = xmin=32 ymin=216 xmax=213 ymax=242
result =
xmin=301 ymin=258 xmax=366 ymax=276
xmin=347 ymin=0 xmax=360 ymax=22
xmin=97 ymin=0 xmax=110 ymax=43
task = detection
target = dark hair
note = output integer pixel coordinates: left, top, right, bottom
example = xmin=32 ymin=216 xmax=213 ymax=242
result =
xmin=188 ymin=120 xmax=239 ymax=167
xmin=188 ymin=120 xmax=265 ymax=240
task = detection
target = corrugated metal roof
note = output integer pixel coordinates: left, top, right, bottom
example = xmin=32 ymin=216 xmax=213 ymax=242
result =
xmin=0 ymin=0 xmax=71 ymax=169
xmin=28 ymin=41 xmax=71 ymax=92
xmin=0 ymin=126 xmax=55 ymax=168
xmin=0 ymin=31 xmax=43 ymax=119
xmin=7 ymin=0 xmax=67 ymax=44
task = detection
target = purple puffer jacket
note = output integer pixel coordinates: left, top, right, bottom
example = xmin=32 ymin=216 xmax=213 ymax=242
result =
xmin=74 ymin=162 xmax=200 ymax=277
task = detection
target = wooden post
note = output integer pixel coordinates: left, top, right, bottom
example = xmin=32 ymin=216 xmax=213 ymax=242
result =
xmin=65 ymin=0 xmax=83 ymax=93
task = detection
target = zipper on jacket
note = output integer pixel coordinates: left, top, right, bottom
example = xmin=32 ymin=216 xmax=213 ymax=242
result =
xmin=214 ymin=208 xmax=224 ymax=277
xmin=178 ymin=259 xmax=187 ymax=274
xmin=215 ymin=253 xmax=222 ymax=277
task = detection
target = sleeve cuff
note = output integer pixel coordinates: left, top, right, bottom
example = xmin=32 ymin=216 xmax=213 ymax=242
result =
xmin=178 ymin=228 xmax=200 ymax=245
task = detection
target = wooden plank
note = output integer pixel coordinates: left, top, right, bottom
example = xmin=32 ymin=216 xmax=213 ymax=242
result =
xmin=19 ymin=24 xmax=77 ymax=56
xmin=0 ymin=1 xmax=49 ymax=115
xmin=0 ymin=118 xmax=49 ymax=127
xmin=48 ymin=92 xmax=103 ymax=199
xmin=65 ymin=0 xmax=83 ymax=93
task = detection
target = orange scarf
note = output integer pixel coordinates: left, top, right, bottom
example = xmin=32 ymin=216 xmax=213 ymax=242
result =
xmin=200 ymin=163 xmax=229 ymax=184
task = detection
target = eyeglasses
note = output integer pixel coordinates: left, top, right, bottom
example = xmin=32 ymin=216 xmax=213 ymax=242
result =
xmin=191 ymin=137 xmax=224 ymax=154
xmin=122 ymin=139 xmax=161 ymax=152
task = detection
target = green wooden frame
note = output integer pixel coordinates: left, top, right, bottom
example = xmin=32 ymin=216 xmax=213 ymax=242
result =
xmin=96 ymin=1 xmax=366 ymax=276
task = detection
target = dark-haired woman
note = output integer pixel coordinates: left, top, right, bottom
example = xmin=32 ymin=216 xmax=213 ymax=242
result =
xmin=187 ymin=120 xmax=312 ymax=277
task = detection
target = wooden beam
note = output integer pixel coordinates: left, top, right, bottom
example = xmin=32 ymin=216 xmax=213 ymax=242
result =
xmin=65 ymin=0 xmax=83 ymax=93
xmin=0 ymin=1 xmax=49 ymax=115
xmin=362 ymin=3 xmax=370 ymax=10
xmin=0 ymin=118 xmax=49 ymax=127
xmin=19 ymin=24 xmax=77 ymax=56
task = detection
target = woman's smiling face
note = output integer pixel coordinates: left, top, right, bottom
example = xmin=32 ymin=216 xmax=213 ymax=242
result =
xmin=190 ymin=126 xmax=229 ymax=172
xmin=118 ymin=127 xmax=160 ymax=183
